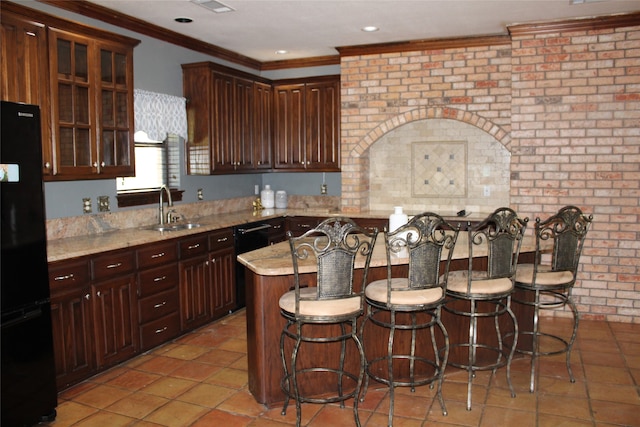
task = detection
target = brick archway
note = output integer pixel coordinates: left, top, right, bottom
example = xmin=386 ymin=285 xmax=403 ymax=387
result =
xmin=341 ymin=107 xmax=511 ymax=213
xmin=350 ymin=106 xmax=511 ymax=158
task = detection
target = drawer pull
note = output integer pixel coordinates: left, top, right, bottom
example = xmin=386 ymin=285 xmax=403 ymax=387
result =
xmin=153 ymin=275 xmax=167 ymax=282
xmin=155 ymin=326 xmax=168 ymax=334
xmin=153 ymin=301 xmax=167 ymax=309
xmin=151 ymin=252 xmax=165 ymax=259
xmin=187 ymin=243 xmax=200 ymax=250
xmin=106 ymin=262 xmax=123 ymax=269
xmin=54 ymin=273 xmax=74 ymax=281
xmin=299 ymin=224 xmax=311 ymax=228
xmin=217 ymin=237 xmax=228 ymax=243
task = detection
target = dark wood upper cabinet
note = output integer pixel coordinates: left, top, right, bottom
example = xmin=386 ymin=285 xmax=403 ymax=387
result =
xmin=0 ymin=9 xmax=53 ymax=177
xmin=272 ymin=76 xmax=340 ymax=171
xmin=273 ymin=83 xmax=305 ymax=170
xmin=48 ymin=27 xmax=137 ymax=179
xmin=253 ymin=82 xmax=273 ymax=170
xmin=183 ymin=62 xmax=273 ymax=175
xmin=183 ymin=61 xmax=340 ymax=174
xmin=0 ymin=2 xmax=139 ymax=181
xmin=304 ymin=79 xmax=340 ymax=170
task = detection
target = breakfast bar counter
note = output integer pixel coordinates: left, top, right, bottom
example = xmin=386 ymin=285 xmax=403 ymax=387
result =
xmin=238 ymin=234 xmax=538 ymax=406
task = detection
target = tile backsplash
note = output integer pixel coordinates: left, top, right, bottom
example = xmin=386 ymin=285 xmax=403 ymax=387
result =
xmin=369 ymin=118 xmax=510 ymax=214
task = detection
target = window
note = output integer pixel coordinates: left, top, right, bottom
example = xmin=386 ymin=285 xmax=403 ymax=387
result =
xmin=117 ymin=89 xmax=187 ymax=207
xmin=116 ymin=132 xmax=182 ymax=207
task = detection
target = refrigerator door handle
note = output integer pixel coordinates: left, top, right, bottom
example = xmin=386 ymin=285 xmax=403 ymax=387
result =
xmin=1 ymin=306 xmax=43 ymax=329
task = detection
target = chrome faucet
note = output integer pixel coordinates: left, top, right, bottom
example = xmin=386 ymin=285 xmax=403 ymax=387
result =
xmin=158 ymin=185 xmax=173 ymax=225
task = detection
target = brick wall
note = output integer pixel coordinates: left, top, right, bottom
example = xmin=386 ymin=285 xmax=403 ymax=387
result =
xmin=340 ymin=22 xmax=640 ymax=323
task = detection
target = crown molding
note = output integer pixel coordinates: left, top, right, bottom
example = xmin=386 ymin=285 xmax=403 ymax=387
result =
xmin=336 ymin=34 xmax=511 ymax=57
xmin=261 ymin=55 xmax=340 ymax=70
xmin=508 ymin=10 xmax=640 ymax=36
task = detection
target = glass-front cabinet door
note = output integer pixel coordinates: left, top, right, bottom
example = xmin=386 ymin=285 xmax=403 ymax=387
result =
xmin=50 ymin=29 xmax=95 ymax=177
xmin=48 ymin=28 xmax=135 ymax=179
xmin=98 ymin=42 xmax=134 ymax=177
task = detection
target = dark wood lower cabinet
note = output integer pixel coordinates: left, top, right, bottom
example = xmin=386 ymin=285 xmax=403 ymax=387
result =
xmin=49 ymin=253 xmax=138 ymax=390
xmin=92 ymin=274 xmax=138 ymax=368
xmin=179 ymin=253 xmax=211 ymax=331
xmin=179 ymin=228 xmax=236 ymax=331
xmin=51 ymin=278 xmax=96 ymax=390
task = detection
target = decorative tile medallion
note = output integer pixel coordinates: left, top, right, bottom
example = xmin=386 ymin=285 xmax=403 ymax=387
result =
xmin=412 ymin=141 xmax=467 ymax=197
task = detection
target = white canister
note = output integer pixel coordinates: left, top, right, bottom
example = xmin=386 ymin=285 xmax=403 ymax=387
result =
xmin=389 ymin=206 xmax=408 ymax=232
xmin=260 ymin=185 xmax=275 ymax=208
xmin=275 ymin=190 xmax=288 ymax=208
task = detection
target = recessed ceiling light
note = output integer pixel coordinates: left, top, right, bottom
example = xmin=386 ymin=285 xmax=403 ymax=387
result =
xmin=174 ymin=17 xmax=193 ymax=23
xmin=275 ymin=50 xmax=288 ymax=55
xmin=361 ymin=26 xmax=379 ymax=32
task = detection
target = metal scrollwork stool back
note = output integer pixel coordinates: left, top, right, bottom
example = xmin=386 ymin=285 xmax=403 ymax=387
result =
xmin=279 ymin=217 xmax=377 ymax=427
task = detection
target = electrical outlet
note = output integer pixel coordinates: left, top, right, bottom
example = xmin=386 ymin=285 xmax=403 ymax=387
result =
xmin=197 ymin=188 xmax=203 ymax=200
xmin=98 ymin=196 xmax=110 ymax=212
xmin=82 ymin=198 xmax=92 ymax=214
xmin=321 ymin=183 xmax=328 ymax=195
xmin=483 ymin=186 xmax=491 ymax=197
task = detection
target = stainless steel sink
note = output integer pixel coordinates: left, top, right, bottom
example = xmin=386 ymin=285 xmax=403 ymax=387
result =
xmin=147 ymin=222 xmax=201 ymax=232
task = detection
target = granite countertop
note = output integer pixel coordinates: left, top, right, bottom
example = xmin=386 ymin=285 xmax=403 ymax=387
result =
xmin=46 ymin=207 xmax=490 ymax=263
xmin=237 ymin=233 xmax=538 ymax=276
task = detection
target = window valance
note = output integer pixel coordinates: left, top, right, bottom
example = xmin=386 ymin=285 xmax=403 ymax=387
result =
xmin=134 ymin=89 xmax=187 ymax=141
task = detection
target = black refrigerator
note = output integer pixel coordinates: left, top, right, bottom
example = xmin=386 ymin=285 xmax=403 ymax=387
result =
xmin=1 ymin=101 xmax=58 ymax=426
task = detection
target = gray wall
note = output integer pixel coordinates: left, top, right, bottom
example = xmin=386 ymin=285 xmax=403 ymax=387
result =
xmin=24 ymin=1 xmax=341 ymax=219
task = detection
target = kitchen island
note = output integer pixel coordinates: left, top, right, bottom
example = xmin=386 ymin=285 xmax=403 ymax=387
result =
xmin=238 ymin=233 xmax=538 ymax=407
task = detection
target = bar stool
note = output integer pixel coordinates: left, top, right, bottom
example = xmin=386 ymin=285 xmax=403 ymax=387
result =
xmin=513 ymin=205 xmax=593 ymax=392
xmin=279 ymin=217 xmax=378 ymax=427
xmin=444 ymin=207 xmax=528 ymax=410
xmin=360 ymin=213 xmax=460 ymax=426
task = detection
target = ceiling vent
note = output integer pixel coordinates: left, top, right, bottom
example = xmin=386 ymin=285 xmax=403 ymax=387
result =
xmin=570 ymin=0 xmax=607 ymax=4
xmin=190 ymin=0 xmax=235 ymax=13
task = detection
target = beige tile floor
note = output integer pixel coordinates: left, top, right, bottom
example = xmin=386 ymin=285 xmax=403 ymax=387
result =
xmin=43 ymin=310 xmax=640 ymax=427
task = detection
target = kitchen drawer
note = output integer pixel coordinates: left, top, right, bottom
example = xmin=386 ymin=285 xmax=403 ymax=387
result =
xmin=137 ymin=241 xmax=178 ymax=270
xmin=179 ymin=234 xmax=208 ymax=259
xmin=140 ymin=312 xmax=180 ymax=350
xmin=49 ymin=258 xmax=90 ymax=291
xmin=353 ymin=217 xmax=386 ymax=233
xmin=285 ymin=216 xmax=322 ymax=236
xmin=265 ymin=218 xmax=286 ymax=244
xmin=92 ymin=250 xmax=135 ymax=281
xmin=138 ymin=288 xmax=179 ymax=323
xmin=208 ymin=228 xmax=234 ymax=252
xmin=138 ymin=264 xmax=179 ymax=297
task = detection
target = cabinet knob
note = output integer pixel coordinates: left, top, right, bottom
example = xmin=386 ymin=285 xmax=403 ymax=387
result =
xmin=44 ymin=162 xmax=51 ymax=169
xmin=84 ymin=293 xmax=90 ymax=300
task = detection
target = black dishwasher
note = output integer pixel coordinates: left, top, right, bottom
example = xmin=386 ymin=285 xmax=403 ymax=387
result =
xmin=234 ymin=217 xmax=286 ymax=309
